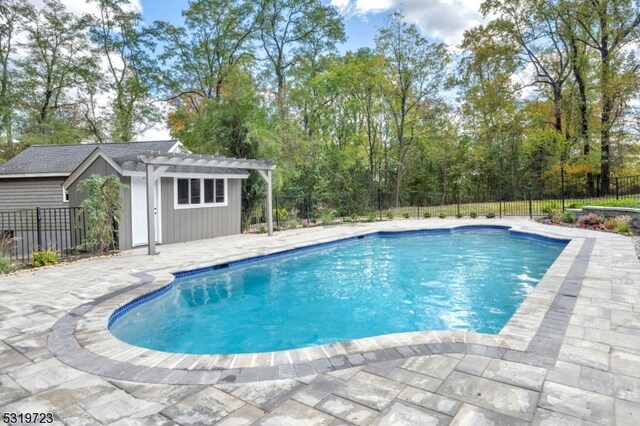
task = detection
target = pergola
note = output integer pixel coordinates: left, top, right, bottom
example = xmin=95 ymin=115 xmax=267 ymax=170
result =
xmin=119 ymin=152 xmax=277 ymax=255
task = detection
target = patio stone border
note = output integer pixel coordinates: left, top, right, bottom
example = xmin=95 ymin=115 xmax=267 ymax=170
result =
xmin=48 ymin=224 xmax=593 ymax=385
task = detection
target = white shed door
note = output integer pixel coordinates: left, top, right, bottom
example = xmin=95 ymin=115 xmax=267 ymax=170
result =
xmin=131 ymin=176 xmax=160 ymax=246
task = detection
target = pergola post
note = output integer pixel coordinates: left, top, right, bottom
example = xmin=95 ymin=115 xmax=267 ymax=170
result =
xmin=258 ymin=169 xmax=274 ymax=236
xmin=146 ymin=163 xmax=157 ymax=255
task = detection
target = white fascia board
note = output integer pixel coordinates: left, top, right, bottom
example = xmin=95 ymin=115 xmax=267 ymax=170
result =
xmin=0 ymin=173 xmax=68 ymax=179
xmin=62 ymin=149 xmax=124 ymax=189
xmin=121 ymin=170 xmax=250 ymax=179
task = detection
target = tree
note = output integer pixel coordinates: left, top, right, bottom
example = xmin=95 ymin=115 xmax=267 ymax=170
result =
xmin=0 ymin=0 xmax=29 ymax=159
xmin=573 ymin=0 xmax=640 ymax=193
xmin=89 ymin=0 xmax=159 ymax=142
xmin=376 ymin=12 xmax=450 ymax=204
xmin=78 ymin=174 xmax=125 ymax=253
xmin=154 ymin=0 xmax=259 ymax=109
xmin=257 ymin=0 xmax=344 ymax=115
xmin=17 ymin=0 xmax=95 ymax=145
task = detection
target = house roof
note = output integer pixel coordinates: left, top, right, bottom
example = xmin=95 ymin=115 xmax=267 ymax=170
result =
xmin=0 ymin=140 xmax=180 ymax=177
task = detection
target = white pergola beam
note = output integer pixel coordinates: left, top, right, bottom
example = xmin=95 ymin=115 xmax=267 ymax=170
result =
xmin=146 ymin=163 xmax=157 ymax=255
xmin=258 ymin=169 xmax=273 ymax=236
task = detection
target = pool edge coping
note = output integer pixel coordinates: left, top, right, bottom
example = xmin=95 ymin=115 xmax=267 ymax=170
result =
xmin=49 ymin=221 xmax=591 ymax=384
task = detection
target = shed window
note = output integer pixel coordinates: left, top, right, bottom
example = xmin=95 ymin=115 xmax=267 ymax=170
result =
xmin=175 ymin=177 xmax=227 ymax=208
xmin=177 ymin=179 xmax=189 ymax=205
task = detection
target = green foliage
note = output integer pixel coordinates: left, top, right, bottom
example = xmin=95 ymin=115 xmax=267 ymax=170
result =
xmin=486 ymin=212 xmax=496 ymax=218
xmin=0 ymin=255 xmax=11 ymax=274
xmin=320 ymin=212 xmax=334 ymax=225
xmin=31 ymin=249 xmax=59 ymax=267
xmin=614 ymin=215 xmax=632 ymax=233
xmin=470 ymin=211 xmax=477 ymax=218
xmin=273 ymin=226 xmax=281 ymax=232
xmin=367 ymin=212 xmax=376 ymax=222
xmin=456 ymin=213 xmax=463 ymax=218
xmin=386 ymin=212 xmax=394 ymax=220
xmin=542 ymin=202 xmax=561 ymax=214
xmin=423 ymin=211 xmax=432 ymax=218
xmin=273 ymin=208 xmax=287 ymax=222
xmin=572 ymin=198 xmax=640 ymax=208
xmin=402 ymin=212 xmax=410 ymax=219
xmin=350 ymin=213 xmax=358 ymax=221
xmin=561 ymin=211 xmax=576 ymax=223
xmin=288 ymin=218 xmax=299 ymax=229
xmin=616 ymin=222 xmax=631 ymax=233
xmin=438 ymin=212 xmax=446 ymax=219
xmin=78 ymin=174 xmax=125 ymax=253
xmin=258 ymin=226 xmax=267 ymax=233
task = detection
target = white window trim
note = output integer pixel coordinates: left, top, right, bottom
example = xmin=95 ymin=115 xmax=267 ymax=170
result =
xmin=62 ymin=187 xmax=69 ymax=203
xmin=174 ymin=177 xmax=228 ymax=209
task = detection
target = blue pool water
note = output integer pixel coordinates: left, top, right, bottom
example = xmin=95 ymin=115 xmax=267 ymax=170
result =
xmin=109 ymin=228 xmax=566 ymax=354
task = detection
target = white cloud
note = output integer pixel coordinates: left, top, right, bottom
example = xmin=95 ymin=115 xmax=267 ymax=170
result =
xmin=331 ymin=0 xmax=485 ymax=45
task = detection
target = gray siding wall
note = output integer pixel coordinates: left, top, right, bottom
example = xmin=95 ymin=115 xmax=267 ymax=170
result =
xmin=0 ymin=177 xmax=66 ymax=211
xmin=68 ymin=157 xmax=129 ymax=250
xmin=160 ymin=177 xmax=242 ymax=245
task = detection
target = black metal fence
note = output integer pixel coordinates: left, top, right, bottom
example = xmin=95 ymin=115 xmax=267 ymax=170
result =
xmin=244 ymin=175 xmax=640 ymax=231
xmin=0 ymin=207 xmax=89 ymax=264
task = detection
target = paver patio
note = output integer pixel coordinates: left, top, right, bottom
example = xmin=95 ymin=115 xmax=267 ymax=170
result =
xmin=1 ymin=219 xmax=639 ymax=425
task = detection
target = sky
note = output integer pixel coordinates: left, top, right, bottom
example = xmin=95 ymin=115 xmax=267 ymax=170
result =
xmin=134 ymin=0 xmax=485 ymax=48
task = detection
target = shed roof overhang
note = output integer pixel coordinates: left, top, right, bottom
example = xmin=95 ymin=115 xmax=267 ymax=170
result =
xmin=122 ymin=152 xmax=276 ymax=255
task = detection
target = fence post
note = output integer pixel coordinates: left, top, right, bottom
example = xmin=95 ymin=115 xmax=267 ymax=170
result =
xmin=499 ymin=196 xmax=502 ymax=219
xmin=528 ymin=187 xmax=533 ymax=219
xmin=615 ymin=178 xmax=619 ymax=200
xmin=378 ymin=188 xmax=382 ymax=221
xmin=274 ymin=195 xmax=279 ymax=227
xmin=36 ymin=207 xmax=42 ymax=251
xmin=456 ymin=185 xmax=460 ymax=217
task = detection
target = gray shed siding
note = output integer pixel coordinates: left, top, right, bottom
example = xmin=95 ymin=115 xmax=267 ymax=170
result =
xmin=68 ymin=157 xmax=130 ymax=250
xmin=159 ymin=177 xmax=242 ymax=245
xmin=0 ymin=177 xmax=66 ymax=211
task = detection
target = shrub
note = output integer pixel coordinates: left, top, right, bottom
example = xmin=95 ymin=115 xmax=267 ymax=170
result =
xmin=561 ymin=211 xmax=576 ymax=224
xmin=423 ymin=211 xmax=432 ymax=218
xmin=273 ymin=226 xmax=281 ymax=232
xmin=0 ymin=234 xmax=13 ymax=273
xmin=350 ymin=213 xmax=358 ymax=221
xmin=386 ymin=212 xmax=394 ymax=220
xmin=77 ymin=174 xmax=126 ymax=253
xmin=577 ymin=213 xmax=604 ymax=227
xmin=273 ymin=208 xmax=287 ymax=222
xmin=541 ymin=202 xmax=560 ymax=214
xmin=320 ymin=212 xmax=334 ymax=225
xmin=258 ymin=226 xmax=267 ymax=233
xmin=367 ymin=213 xmax=376 ymax=222
xmin=616 ymin=222 xmax=631 ymax=233
xmin=402 ymin=212 xmax=410 ymax=219
xmin=615 ymin=215 xmax=632 ymax=233
xmin=288 ymin=218 xmax=299 ymax=229
xmin=456 ymin=213 xmax=463 ymax=218
xmin=31 ymin=250 xmax=59 ymax=267
xmin=0 ymin=255 xmax=12 ymax=274
xmin=438 ymin=212 xmax=446 ymax=219
xmin=470 ymin=211 xmax=477 ymax=219
xmin=344 ymin=217 xmax=353 ymax=223
xmin=486 ymin=212 xmax=496 ymax=218
xmin=603 ymin=217 xmax=618 ymax=230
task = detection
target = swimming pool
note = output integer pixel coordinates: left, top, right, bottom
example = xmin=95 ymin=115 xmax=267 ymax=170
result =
xmin=109 ymin=227 xmax=567 ymax=354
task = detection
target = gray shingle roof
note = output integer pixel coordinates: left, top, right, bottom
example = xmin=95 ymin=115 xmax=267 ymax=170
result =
xmin=0 ymin=141 xmax=179 ymax=176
